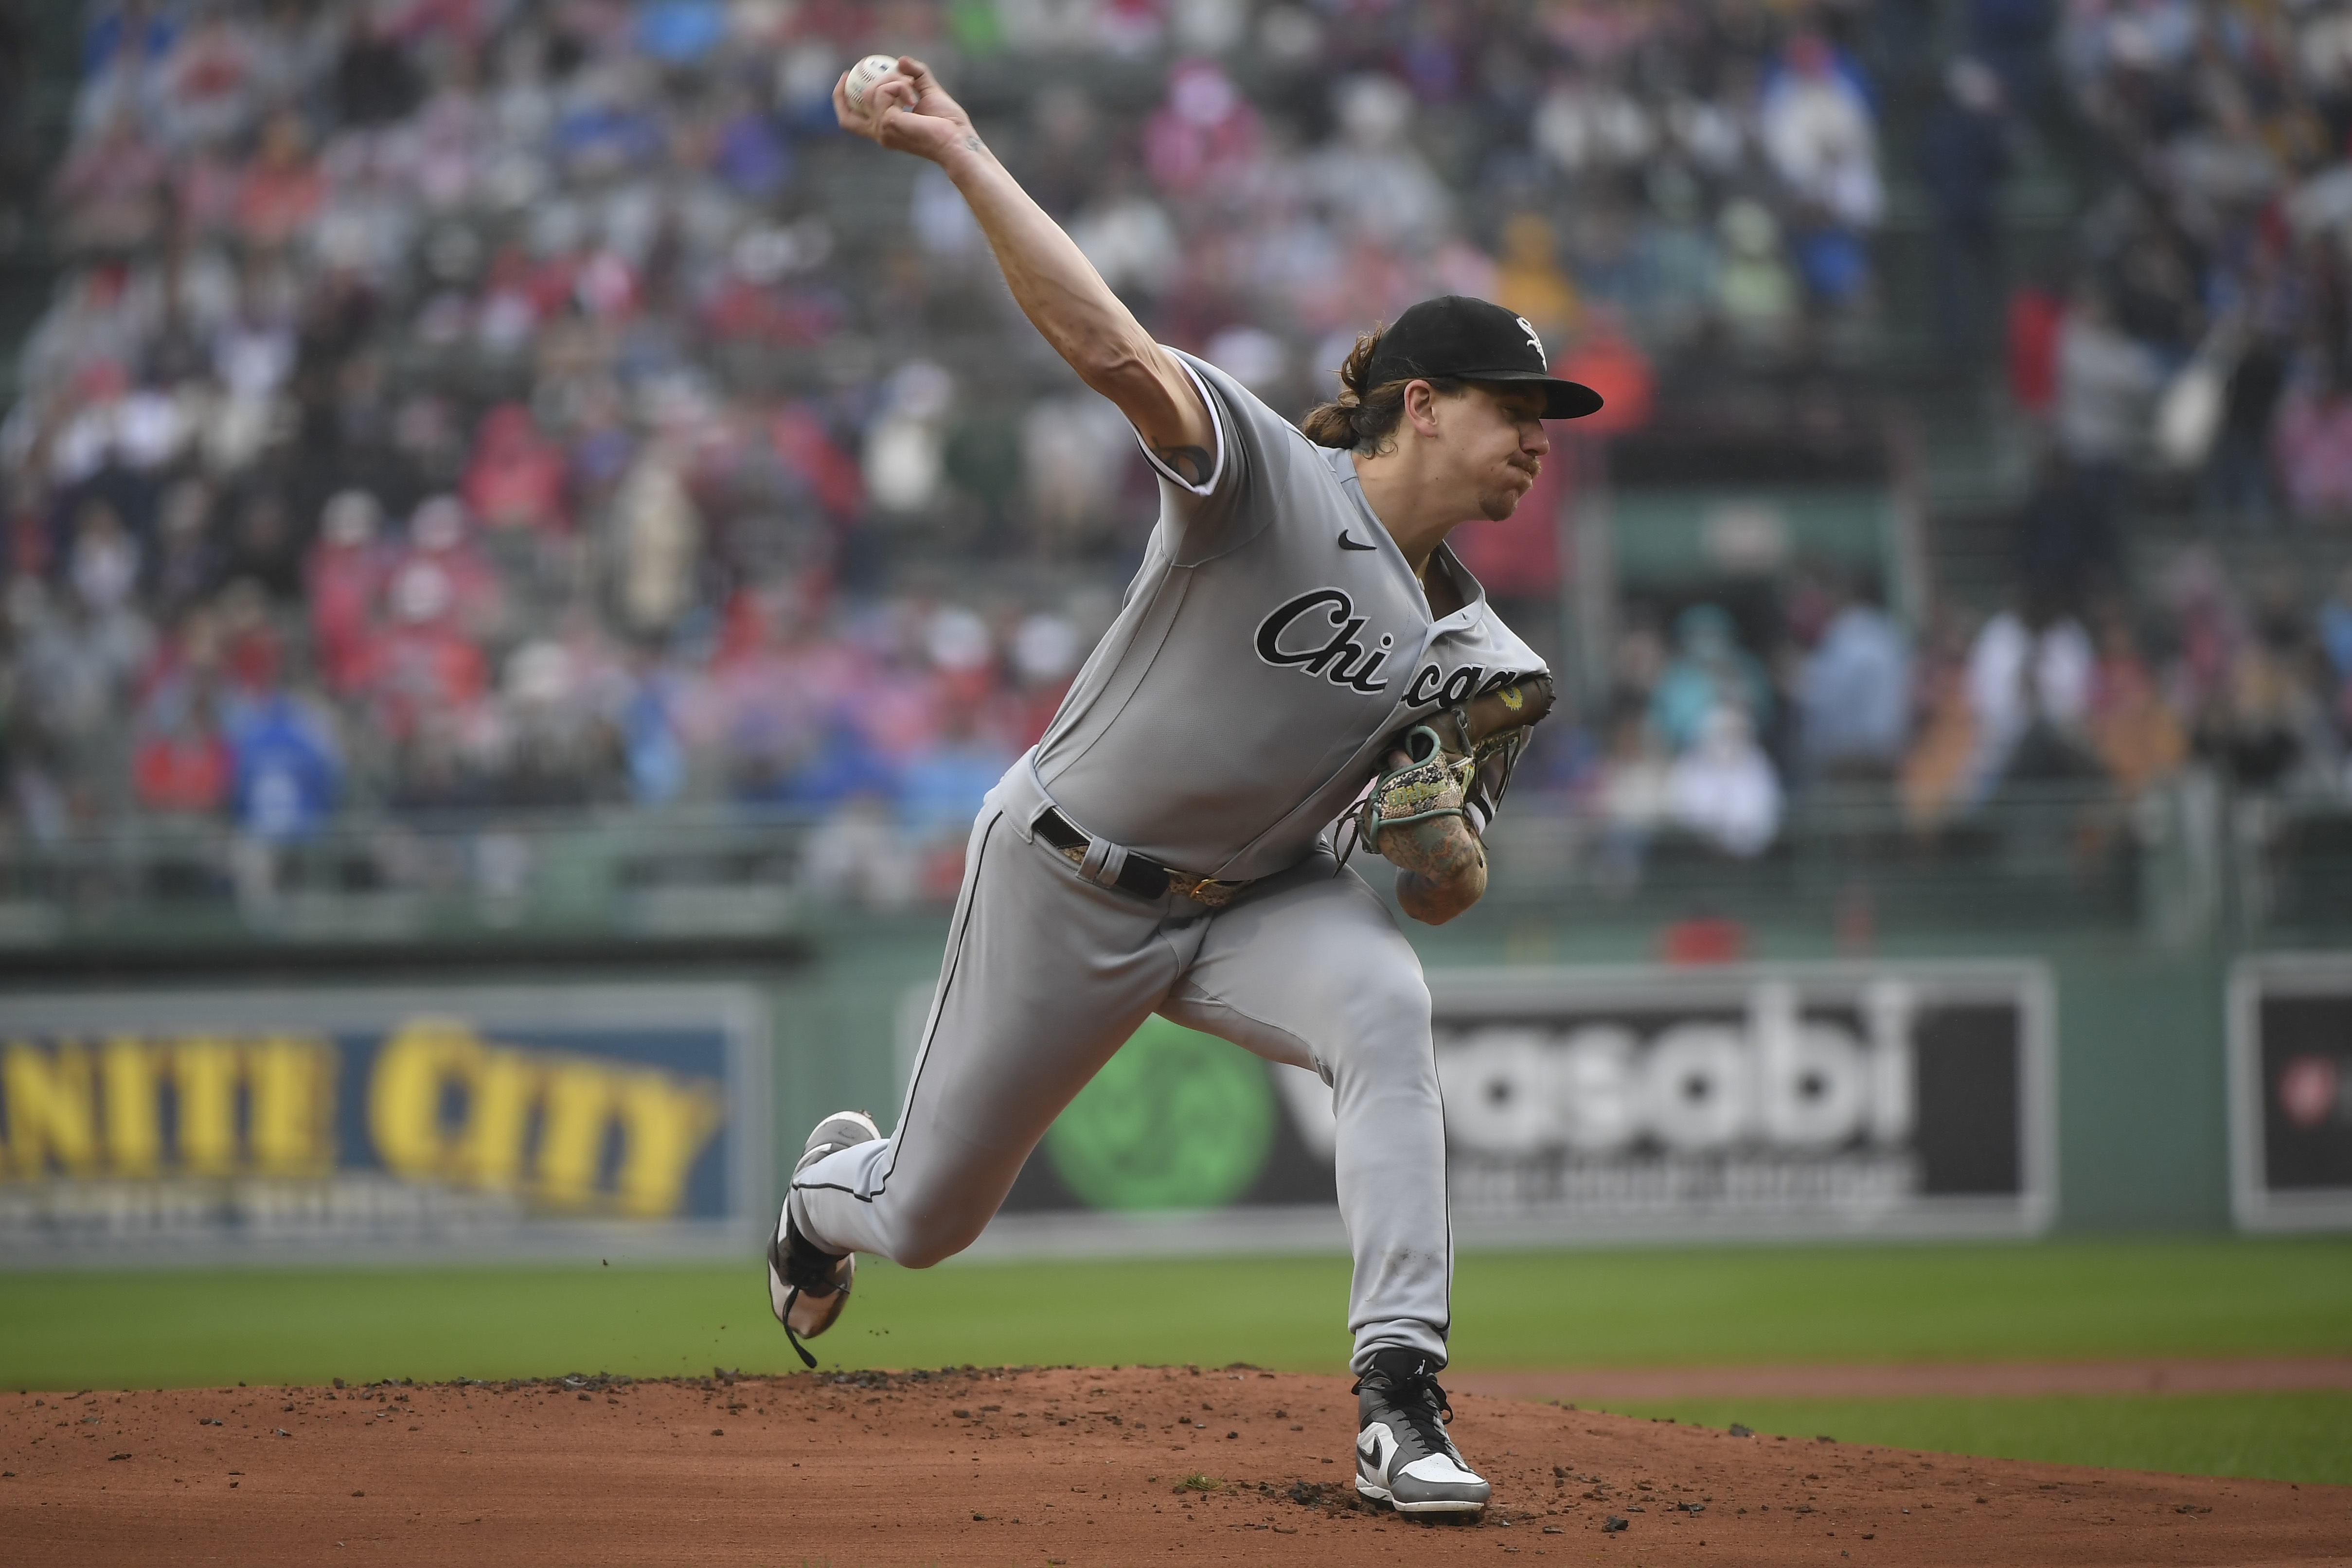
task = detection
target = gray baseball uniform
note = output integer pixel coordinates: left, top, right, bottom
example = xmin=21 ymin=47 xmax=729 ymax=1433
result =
xmin=791 ymin=351 xmax=1546 ymax=1372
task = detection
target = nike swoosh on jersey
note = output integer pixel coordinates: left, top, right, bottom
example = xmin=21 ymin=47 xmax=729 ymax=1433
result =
xmin=1337 ymin=529 xmax=1380 ymax=551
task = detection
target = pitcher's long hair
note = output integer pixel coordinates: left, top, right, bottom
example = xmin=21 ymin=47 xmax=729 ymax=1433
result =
xmin=1299 ymin=325 xmax=1468 ymax=453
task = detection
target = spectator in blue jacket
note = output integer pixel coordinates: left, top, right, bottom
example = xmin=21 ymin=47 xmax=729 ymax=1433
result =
xmin=226 ymin=690 xmax=340 ymax=839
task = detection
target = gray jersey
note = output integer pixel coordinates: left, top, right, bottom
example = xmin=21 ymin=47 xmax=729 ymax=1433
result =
xmin=1034 ymin=350 xmax=1548 ymax=882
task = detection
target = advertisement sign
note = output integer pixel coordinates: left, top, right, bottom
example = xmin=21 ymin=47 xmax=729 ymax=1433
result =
xmin=0 ymin=985 xmax=768 ymax=1261
xmin=1421 ymin=962 xmax=2052 ymax=1237
xmin=996 ymin=1016 xmax=1338 ymax=1221
xmin=2230 ymin=954 xmax=2352 ymax=1231
xmin=986 ymin=961 xmax=2053 ymax=1242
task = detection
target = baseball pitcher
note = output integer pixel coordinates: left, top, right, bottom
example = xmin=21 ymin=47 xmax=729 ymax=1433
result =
xmin=769 ymin=56 xmax=1602 ymax=1515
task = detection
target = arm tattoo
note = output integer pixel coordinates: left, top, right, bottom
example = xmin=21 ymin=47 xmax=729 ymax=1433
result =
xmin=1390 ymin=817 xmax=1488 ymax=924
xmin=1382 ymin=815 xmax=1483 ymax=886
xmin=1150 ymin=441 xmax=1214 ymax=487
xmin=962 ymin=134 xmax=982 ymax=152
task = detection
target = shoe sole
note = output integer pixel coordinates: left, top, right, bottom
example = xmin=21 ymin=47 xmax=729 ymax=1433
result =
xmin=1354 ymin=1476 xmax=1488 ymax=1515
xmin=768 ymin=1254 xmax=850 ymax=1336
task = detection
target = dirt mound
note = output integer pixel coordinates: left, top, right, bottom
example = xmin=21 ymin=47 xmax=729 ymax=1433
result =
xmin=3 ymin=1364 xmax=2342 ymax=1565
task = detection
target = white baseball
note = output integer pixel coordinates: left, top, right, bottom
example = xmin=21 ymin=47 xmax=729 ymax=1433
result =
xmin=845 ymin=54 xmax=904 ymax=108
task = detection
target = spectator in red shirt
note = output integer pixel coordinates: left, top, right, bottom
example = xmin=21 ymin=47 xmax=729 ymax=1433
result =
xmin=306 ymin=491 xmax=390 ymax=695
xmin=131 ymin=604 xmax=232 ymax=817
xmin=213 ymin=578 xmax=283 ymax=699
xmin=366 ymin=558 xmax=489 ymax=744
xmin=389 ymin=495 xmax=504 ymax=641
xmin=233 ymin=111 xmax=324 ymax=249
xmin=134 ymin=689 xmax=232 ymax=815
xmin=461 ymin=404 xmax=569 ymax=533
xmin=1143 ymin=62 xmax=1261 ymax=198
xmin=2006 ymin=283 xmax=2064 ymax=418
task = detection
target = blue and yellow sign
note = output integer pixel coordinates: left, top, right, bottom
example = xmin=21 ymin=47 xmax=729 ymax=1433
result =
xmin=0 ymin=986 xmax=767 ymax=1259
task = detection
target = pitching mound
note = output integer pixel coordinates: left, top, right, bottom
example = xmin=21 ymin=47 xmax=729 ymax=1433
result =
xmin=4 ymin=1365 xmax=2342 ymax=1565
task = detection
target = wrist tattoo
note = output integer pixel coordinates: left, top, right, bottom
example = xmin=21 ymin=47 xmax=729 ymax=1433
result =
xmin=963 ymin=134 xmax=982 ymax=152
xmin=1151 ymin=441 xmax=1214 ymax=486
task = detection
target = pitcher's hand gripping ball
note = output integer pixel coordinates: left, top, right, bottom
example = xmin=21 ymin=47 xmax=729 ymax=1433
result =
xmin=844 ymin=54 xmax=905 ymax=107
xmin=1355 ymin=675 xmax=1554 ymax=855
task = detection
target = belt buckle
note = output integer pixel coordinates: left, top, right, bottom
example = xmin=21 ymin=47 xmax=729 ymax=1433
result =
xmin=1174 ymin=875 xmax=1245 ymax=909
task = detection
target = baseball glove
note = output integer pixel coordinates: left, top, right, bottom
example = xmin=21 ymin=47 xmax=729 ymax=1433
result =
xmin=1351 ymin=674 xmax=1556 ymax=858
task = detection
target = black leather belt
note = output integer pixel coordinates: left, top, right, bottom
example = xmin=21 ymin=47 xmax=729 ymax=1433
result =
xmin=1033 ymin=808 xmax=1251 ymax=908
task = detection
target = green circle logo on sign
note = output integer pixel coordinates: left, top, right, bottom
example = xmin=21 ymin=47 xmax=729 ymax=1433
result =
xmin=1045 ymin=1016 xmax=1276 ymax=1212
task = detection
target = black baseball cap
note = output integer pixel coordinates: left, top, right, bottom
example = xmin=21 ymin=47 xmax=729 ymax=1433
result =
xmin=1363 ymin=295 xmax=1604 ymax=419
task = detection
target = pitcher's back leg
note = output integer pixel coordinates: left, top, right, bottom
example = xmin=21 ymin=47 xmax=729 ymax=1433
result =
xmin=791 ymin=811 xmax=1194 ymax=1269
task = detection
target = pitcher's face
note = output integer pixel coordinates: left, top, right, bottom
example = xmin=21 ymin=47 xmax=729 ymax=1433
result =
xmin=1433 ymin=383 xmax=1550 ymax=522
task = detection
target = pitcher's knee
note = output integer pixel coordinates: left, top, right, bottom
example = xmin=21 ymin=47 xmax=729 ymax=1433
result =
xmin=881 ymin=1201 xmax=991 ymax=1270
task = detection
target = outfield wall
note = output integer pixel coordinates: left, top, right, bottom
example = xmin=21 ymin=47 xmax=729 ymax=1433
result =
xmin=4 ymin=791 xmax=2349 ymax=1261
xmin=768 ymin=909 xmax=2224 ymax=1245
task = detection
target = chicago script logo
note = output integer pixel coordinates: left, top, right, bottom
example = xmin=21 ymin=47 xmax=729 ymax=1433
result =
xmin=1254 ymin=588 xmax=1394 ymax=693
xmin=1404 ymin=660 xmax=1491 ymax=709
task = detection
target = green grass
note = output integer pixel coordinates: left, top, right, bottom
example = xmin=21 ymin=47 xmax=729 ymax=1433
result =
xmin=1449 ymin=1237 xmax=2352 ymax=1368
xmin=1591 ymin=1392 xmax=2352 ymax=1486
xmin=2 ymin=1237 xmax=2345 ymax=1391
xmin=1 ymin=1238 xmax=2347 ymax=1482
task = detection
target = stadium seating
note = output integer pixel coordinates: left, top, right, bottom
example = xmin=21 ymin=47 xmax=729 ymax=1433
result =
xmin=0 ymin=0 xmax=2346 ymax=938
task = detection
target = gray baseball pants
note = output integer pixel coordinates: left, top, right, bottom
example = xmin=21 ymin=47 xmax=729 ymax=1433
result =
xmin=790 ymin=760 xmax=1452 ymax=1372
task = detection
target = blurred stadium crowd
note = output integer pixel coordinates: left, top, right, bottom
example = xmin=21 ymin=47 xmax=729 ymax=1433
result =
xmin=0 ymin=0 xmax=2350 ymax=889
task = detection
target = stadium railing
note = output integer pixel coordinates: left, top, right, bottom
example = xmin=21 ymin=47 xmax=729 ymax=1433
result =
xmin=0 ymin=774 xmax=2331 ymax=956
